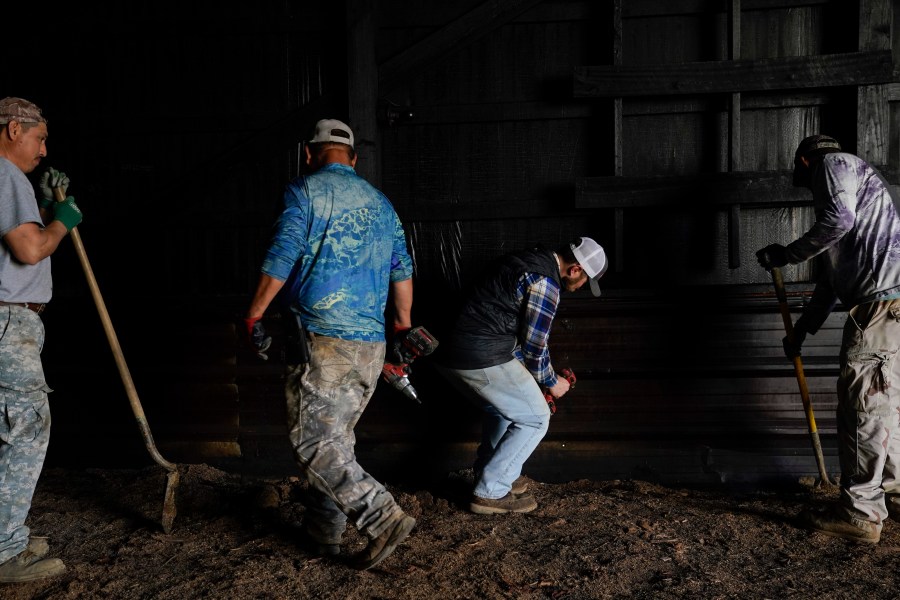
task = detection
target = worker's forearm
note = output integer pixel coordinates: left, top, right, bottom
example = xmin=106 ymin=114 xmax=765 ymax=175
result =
xmin=246 ymin=274 xmax=285 ymax=319
xmin=390 ymin=277 xmax=413 ymax=331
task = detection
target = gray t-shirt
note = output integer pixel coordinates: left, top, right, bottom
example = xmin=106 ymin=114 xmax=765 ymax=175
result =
xmin=0 ymin=157 xmax=52 ymax=302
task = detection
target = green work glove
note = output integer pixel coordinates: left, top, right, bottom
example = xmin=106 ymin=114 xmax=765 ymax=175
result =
xmin=53 ymin=196 xmax=83 ymax=231
xmin=37 ymin=167 xmax=70 ymax=210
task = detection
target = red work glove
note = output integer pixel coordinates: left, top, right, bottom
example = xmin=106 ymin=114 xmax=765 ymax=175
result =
xmin=243 ymin=316 xmax=272 ymax=360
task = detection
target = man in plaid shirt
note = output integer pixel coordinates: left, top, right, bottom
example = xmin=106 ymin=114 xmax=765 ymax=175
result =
xmin=435 ymin=237 xmax=607 ymax=514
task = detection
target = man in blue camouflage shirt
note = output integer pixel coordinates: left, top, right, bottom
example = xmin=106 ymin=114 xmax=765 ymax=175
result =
xmin=757 ymin=134 xmax=900 ymax=544
xmin=244 ymin=119 xmax=415 ymax=570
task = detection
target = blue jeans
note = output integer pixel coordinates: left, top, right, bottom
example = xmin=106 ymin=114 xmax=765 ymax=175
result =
xmin=436 ymin=359 xmax=551 ymax=499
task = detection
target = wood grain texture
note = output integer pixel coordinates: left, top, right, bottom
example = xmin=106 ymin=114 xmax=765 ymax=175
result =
xmin=574 ymin=50 xmax=897 ymax=97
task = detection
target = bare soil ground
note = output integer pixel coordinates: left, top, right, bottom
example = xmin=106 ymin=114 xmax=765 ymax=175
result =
xmin=5 ymin=463 xmax=900 ymax=600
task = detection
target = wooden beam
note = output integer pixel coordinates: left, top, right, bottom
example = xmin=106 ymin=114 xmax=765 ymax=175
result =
xmin=574 ymin=50 xmax=897 ymax=98
xmin=621 ymin=0 xmax=827 ymax=18
xmin=577 ymin=170 xmax=900 ymax=211
xmin=378 ymin=0 xmax=544 ymax=91
xmin=576 ymin=171 xmax=811 ymax=210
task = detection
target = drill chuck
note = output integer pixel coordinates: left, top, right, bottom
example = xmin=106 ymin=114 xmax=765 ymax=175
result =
xmin=395 ymin=377 xmax=419 ymax=402
xmin=381 ymin=362 xmax=421 ymax=403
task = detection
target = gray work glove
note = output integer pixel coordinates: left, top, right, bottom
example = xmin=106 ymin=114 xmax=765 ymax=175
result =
xmin=756 ymin=244 xmax=788 ymax=270
xmin=783 ymin=320 xmax=808 ymax=358
xmin=37 ymin=167 xmax=70 ymax=210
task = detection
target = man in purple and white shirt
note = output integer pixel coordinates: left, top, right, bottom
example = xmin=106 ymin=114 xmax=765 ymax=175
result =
xmin=757 ymin=134 xmax=900 ymax=544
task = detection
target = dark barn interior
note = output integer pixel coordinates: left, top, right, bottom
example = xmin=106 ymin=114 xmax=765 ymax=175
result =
xmin=5 ymin=0 xmax=900 ymax=492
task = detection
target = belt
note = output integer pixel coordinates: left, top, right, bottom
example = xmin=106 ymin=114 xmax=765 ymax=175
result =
xmin=0 ymin=301 xmax=46 ymax=315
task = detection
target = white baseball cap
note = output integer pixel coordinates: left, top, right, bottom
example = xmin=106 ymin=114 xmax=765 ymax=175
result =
xmin=571 ymin=237 xmax=608 ymax=297
xmin=309 ymin=118 xmax=354 ymax=148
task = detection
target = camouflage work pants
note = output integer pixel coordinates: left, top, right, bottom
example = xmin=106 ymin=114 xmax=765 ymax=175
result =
xmin=285 ymin=333 xmax=403 ymax=545
xmin=0 ymin=306 xmax=52 ymax=563
xmin=836 ymin=299 xmax=900 ymax=527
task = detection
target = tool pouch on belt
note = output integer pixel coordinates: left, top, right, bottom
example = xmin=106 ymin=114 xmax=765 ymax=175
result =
xmin=283 ymin=311 xmax=311 ymax=365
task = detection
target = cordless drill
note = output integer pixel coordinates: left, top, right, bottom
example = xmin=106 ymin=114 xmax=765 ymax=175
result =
xmin=544 ymin=368 xmax=576 ymax=415
xmin=381 ymin=326 xmax=439 ymax=403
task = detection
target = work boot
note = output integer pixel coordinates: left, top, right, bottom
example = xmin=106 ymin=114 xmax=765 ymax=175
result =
xmin=0 ymin=551 xmax=66 ymax=583
xmin=798 ymin=506 xmax=880 ymax=544
xmin=27 ymin=537 xmax=49 ymax=558
xmin=473 ymin=473 xmax=529 ymax=495
xmin=887 ymin=495 xmax=900 ymax=520
xmin=511 ymin=476 xmax=529 ymax=495
xmin=470 ymin=492 xmax=538 ymax=515
xmin=351 ymin=513 xmax=416 ymax=571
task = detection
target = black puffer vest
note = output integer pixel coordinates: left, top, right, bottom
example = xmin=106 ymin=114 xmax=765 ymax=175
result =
xmin=439 ymin=246 xmax=560 ymax=369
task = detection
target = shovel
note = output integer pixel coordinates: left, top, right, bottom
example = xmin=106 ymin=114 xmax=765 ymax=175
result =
xmin=769 ymin=266 xmax=834 ymax=487
xmin=53 ymin=187 xmax=180 ymax=532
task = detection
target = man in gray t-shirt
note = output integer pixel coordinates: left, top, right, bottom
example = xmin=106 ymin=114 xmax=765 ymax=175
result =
xmin=0 ymin=97 xmax=82 ymax=583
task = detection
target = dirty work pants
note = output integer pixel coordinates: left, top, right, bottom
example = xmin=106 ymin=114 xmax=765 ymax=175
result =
xmin=0 ymin=306 xmax=51 ymax=564
xmin=435 ymin=359 xmax=551 ymax=500
xmin=837 ymin=299 xmax=900 ymax=526
xmin=285 ymin=333 xmax=402 ymax=545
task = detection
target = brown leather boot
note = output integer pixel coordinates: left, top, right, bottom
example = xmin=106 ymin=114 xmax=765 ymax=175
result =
xmin=798 ymin=506 xmax=880 ymax=543
xmin=351 ymin=514 xmax=416 ymax=570
xmin=470 ymin=492 xmax=537 ymax=515
xmin=0 ymin=551 xmax=65 ymax=583
xmin=26 ymin=537 xmax=49 ymax=558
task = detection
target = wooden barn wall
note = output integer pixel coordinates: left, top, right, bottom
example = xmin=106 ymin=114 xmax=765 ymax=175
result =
xmin=365 ymin=0 xmax=900 ymax=487
xmin=1 ymin=1 xmax=898 ymax=489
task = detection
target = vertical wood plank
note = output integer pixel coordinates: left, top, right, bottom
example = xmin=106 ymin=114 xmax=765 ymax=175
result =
xmin=346 ymin=0 xmax=380 ymax=185
xmin=613 ymin=0 xmax=625 ymax=272
xmin=728 ymin=0 xmax=742 ymax=268
xmin=857 ymin=0 xmax=891 ymax=164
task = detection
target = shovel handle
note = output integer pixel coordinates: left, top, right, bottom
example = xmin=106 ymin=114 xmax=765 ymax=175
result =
xmin=53 ymin=188 xmax=180 ymax=532
xmin=52 ymin=187 xmax=176 ymax=472
xmin=770 ymin=267 xmax=832 ymax=485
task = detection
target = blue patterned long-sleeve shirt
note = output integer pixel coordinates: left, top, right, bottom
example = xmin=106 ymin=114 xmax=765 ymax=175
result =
xmin=261 ymin=163 xmax=413 ymax=342
xmin=512 ymin=272 xmax=561 ymax=388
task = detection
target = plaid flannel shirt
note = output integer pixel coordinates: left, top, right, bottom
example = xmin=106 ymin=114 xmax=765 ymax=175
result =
xmin=512 ymin=272 xmax=561 ymax=388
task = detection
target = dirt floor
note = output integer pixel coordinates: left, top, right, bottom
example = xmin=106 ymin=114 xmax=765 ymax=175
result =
xmin=5 ymin=463 xmax=900 ymax=600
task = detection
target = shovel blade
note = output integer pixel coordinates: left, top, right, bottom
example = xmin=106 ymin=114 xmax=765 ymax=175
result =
xmin=160 ymin=469 xmax=180 ymax=533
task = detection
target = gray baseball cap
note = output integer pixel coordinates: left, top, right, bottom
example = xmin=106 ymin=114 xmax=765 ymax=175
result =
xmin=571 ymin=237 xmax=608 ymax=297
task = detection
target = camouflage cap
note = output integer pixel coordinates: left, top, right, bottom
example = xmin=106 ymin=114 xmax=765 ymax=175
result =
xmin=0 ymin=97 xmax=46 ymax=125
xmin=795 ymin=134 xmax=840 ymax=158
